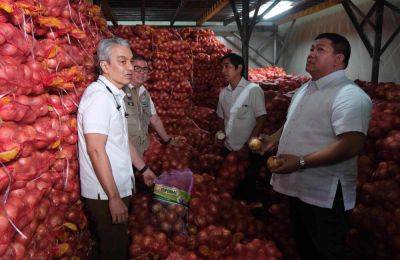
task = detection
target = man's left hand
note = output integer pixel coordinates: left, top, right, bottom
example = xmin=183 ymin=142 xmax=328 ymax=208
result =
xmin=143 ymin=169 xmax=157 ymax=186
xmin=274 ymin=154 xmax=300 ymax=174
xmin=170 ymin=136 xmax=186 ymax=146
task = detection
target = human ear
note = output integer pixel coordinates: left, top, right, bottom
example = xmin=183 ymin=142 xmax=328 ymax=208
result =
xmin=100 ymin=60 xmax=109 ymax=74
xmin=237 ymin=64 xmax=243 ymax=73
xmin=335 ymin=53 xmax=345 ymax=67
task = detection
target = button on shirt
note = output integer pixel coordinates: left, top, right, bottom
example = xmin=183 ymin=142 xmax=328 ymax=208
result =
xmin=78 ymin=75 xmax=134 ymax=200
xmin=271 ymin=70 xmax=372 ymax=210
xmin=216 ymin=77 xmax=266 ymax=151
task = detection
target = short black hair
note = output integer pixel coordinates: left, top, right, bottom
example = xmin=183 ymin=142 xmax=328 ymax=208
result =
xmin=315 ymin=33 xmax=351 ymax=68
xmin=221 ymin=53 xmax=245 ymax=77
xmin=133 ymin=54 xmax=148 ymax=62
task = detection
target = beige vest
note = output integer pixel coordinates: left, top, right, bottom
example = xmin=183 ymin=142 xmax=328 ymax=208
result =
xmin=124 ymin=86 xmax=152 ymax=156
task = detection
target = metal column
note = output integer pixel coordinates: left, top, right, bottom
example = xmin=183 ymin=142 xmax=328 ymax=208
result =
xmin=273 ymin=31 xmax=277 ymax=65
xmin=342 ymin=0 xmax=400 ymax=83
xmin=242 ymin=0 xmax=250 ymax=78
xmin=372 ymin=0 xmax=384 ymax=82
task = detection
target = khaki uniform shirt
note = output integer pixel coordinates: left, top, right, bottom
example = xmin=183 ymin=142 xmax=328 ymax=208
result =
xmin=124 ymin=84 xmax=156 ymax=156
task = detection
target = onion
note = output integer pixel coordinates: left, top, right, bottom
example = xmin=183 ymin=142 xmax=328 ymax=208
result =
xmin=48 ymin=212 xmax=63 ymax=228
xmin=0 ymin=43 xmax=18 ymax=56
xmin=248 ymin=137 xmax=262 ymax=151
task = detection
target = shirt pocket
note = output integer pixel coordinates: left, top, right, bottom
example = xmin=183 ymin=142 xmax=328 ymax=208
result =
xmin=236 ymin=105 xmax=250 ymax=119
xmin=140 ymin=95 xmax=152 ymax=115
xmin=111 ymin=110 xmax=125 ymax=136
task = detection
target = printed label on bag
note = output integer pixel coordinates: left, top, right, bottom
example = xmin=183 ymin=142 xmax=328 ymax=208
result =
xmin=153 ymin=184 xmax=190 ymax=206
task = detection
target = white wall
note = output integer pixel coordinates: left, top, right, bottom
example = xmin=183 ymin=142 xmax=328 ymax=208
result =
xmin=276 ymin=0 xmax=400 ymax=83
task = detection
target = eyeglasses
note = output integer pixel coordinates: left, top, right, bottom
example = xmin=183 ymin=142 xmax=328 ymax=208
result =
xmin=133 ymin=66 xmax=150 ymax=73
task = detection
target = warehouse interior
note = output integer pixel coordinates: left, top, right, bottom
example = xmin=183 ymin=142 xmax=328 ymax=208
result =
xmin=98 ymin=0 xmax=400 ymax=82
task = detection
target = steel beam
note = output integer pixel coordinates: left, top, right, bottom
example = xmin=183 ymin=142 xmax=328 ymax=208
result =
xmin=380 ymin=24 xmax=400 ymax=56
xmin=267 ymin=0 xmax=323 ymax=23
xmin=249 ymin=0 xmax=263 ymax=35
xmin=348 ymin=0 xmax=375 ymax=28
xmin=100 ymin=0 xmax=118 ymax=27
xmin=212 ymin=24 xmax=275 ymax=34
xmin=372 ymin=0 xmax=384 ymax=82
xmin=384 ymin=0 xmax=400 ymax=14
xmin=231 ymin=33 xmax=273 ymax=65
xmin=229 ymin=0 xmax=268 ymax=77
xmin=273 ymin=31 xmax=277 ymax=65
xmin=242 ymin=0 xmax=250 ymax=78
xmin=223 ymin=37 xmax=265 ymax=67
xmin=276 ymin=19 xmax=296 ymax=65
xmin=342 ymin=0 xmax=400 ymax=82
xmin=171 ymin=0 xmax=186 ymax=26
xmin=276 ymin=0 xmax=340 ymax=25
xmin=255 ymin=0 xmax=281 ymax=25
xmin=360 ymin=2 xmax=376 ymax=29
xmin=256 ymin=32 xmax=275 ymax=53
xmin=141 ymin=0 xmax=145 ymax=25
xmin=342 ymin=0 xmax=373 ymax=57
xmin=196 ymin=0 xmax=229 ymax=26
xmin=230 ymin=0 xmax=243 ymax=38
xmin=224 ymin=0 xmax=269 ymax=26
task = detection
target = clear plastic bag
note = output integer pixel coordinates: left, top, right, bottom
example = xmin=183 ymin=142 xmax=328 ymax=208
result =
xmin=152 ymin=169 xmax=193 ymax=235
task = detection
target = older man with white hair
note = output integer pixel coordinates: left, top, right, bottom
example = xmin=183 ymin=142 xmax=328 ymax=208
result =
xmin=78 ymin=37 xmax=156 ymax=259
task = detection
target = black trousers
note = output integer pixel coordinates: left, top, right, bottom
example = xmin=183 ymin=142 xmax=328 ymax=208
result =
xmin=221 ymin=147 xmax=266 ymax=203
xmin=83 ymin=196 xmax=131 ymax=260
xmin=289 ymin=183 xmax=349 ymax=260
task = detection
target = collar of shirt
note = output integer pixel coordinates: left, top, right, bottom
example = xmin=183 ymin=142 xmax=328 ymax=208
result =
xmin=312 ymin=70 xmax=346 ymax=90
xmin=98 ymin=75 xmax=125 ymax=98
xmin=128 ymin=83 xmax=142 ymax=90
xmin=227 ymin=77 xmax=249 ymax=91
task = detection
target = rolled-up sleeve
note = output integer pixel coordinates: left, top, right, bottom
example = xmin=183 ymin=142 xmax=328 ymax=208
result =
xmin=216 ymin=90 xmax=224 ymax=119
xmin=82 ymin=93 xmax=113 ymax=135
xmin=331 ymin=85 xmax=372 ymax=136
xmin=250 ymin=86 xmax=267 ymax=117
xmin=149 ymin=96 xmax=157 ymax=115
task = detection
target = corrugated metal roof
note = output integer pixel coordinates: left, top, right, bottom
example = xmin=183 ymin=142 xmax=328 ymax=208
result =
xmin=102 ymin=0 xmax=329 ymax=24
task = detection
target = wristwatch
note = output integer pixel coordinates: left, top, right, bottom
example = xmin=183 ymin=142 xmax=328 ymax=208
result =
xmin=137 ymin=165 xmax=149 ymax=174
xmin=162 ymin=137 xmax=172 ymax=145
xmin=299 ymin=156 xmax=306 ymax=169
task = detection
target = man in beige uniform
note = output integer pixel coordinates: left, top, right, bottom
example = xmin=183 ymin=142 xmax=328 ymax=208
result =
xmin=124 ymin=55 xmax=176 ymax=158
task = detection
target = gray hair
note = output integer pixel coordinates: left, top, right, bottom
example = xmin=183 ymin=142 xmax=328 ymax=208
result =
xmin=97 ymin=37 xmax=131 ymax=74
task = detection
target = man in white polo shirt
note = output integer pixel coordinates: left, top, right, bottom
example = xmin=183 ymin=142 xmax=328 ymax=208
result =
xmin=78 ymin=38 xmax=155 ymax=260
xmin=216 ymin=53 xmax=267 ymax=203
xmin=262 ymin=33 xmax=372 ymax=259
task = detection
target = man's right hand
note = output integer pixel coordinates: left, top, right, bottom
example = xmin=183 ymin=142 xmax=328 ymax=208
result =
xmin=109 ymin=197 xmax=128 ymax=224
xmin=259 ymin=135 xmax=279 ymax=155
xmin=215 ymin=131 xmax=225 ymax=144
